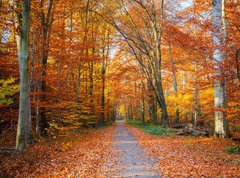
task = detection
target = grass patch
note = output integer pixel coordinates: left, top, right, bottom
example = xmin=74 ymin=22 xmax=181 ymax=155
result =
xmin=126 ymin=120 xmax=175 ymax=137
xmin=136 ymin=124 xmax=176 ymax=137
xmin=126 ymin=120 xmax=143 ymax=125
xmin=226 ymin=144 xmax=240 ymax=154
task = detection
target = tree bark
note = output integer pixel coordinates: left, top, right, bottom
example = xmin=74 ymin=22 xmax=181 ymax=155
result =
xmin=193 ymin=60 xmax=199 ymax=128
xmin=39 ymin=0 xmax=54 ymax=135
xmin=212 ymin=0 xmax=229 ymax=138
xmin=168 ymin=41 xmax=179 ymax=123
xmin=193 ymin=0 xmax=199 ymax=128
xmin=141 ymin=78 xmax=145 ymax=123
xmin=25 ymin=87 xmax=33 ymax=144
xmin=101 ymin=64 xmax=106 ymax=123
xmin=15 ymin=0 xmax=31 ymax=151
xmin=76 ymin=64 xmax=81 ymax=103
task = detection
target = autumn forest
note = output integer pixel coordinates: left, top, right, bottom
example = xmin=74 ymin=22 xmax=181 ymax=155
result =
xmin=0 ymin=0 xmax=240 ymax=177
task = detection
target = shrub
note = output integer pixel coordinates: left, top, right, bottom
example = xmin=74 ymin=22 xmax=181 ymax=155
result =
xmin=226 ymin=144 xmax=240 ymax=154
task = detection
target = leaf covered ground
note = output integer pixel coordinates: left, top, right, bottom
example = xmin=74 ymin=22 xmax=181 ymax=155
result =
xmin=1 ymin=123 xmax=240 ymax=177
xmin=126 ymin=124 xmax=240 ymax=177
xmin=0 ymin=125 xmax=117 ymax=177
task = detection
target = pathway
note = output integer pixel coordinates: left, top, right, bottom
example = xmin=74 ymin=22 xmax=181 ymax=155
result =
xmin=113 ymin=121 xmax=159 ymax=177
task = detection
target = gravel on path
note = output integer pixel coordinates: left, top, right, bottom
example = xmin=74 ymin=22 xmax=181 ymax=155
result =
xmin=113 ymin=121 xmax=160 ymax=178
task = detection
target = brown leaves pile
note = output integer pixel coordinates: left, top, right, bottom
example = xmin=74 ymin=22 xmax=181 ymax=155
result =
xmin=127 ymin=125 xmax=240 ymax=177
xmin=0 ymin=125 xmax=117 ymax=177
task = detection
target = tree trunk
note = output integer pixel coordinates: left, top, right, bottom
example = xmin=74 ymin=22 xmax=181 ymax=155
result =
xmin=168 ymin=41 xmax=179 ymax=123
xmin=25 ymin=86 xmax=33 ymax=144
xmin=101 ymin=68 xmax=105 ymax=123
xmin=193 ymin=61 xmax=199 ymax=128
xmin=38 ymin=0 xmax=54 ymax=136
xmin=141 ymin=74 xmax=145 ymax=123
xmin=101 ymin=46 xmax=106 ymax=124
xmin=76 ymin=64 xmax=81 ymax=103
xmin=89 ymin=48 xmax=94 ymax=114
xmin=32 ymin=25 xmax=40 ymax=136
xmin=193 ymin=0 xmax=199 ymax=128
xmin=212 ymin=0 xmax=229 ymax=138
xmin=153 ymin=0 xmax=168 ymax=127
xmin=15 ymin=0 xmax=31 ymax=151
xmin=101 ymin=25 xmax=111 ymax=123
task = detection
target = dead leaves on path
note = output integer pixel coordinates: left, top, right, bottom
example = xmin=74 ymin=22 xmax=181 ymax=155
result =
xmin=0 ymin=126 xmax=117 ymax=177
xmin=1 ymin=123 xmax=239 ymax=177
xmin=127 ymin=125 xmax=240 ymax=177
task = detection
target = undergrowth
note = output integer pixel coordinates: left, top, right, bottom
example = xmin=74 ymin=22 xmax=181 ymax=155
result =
xmin=226 ymin=144 xmax=240 ymax=154
xmin=136 ymin=124 xmax=176 ymax=137
xmin=126 ymin=120 xmax=175 ymax=137
xmin=101 ymin=120 xmax=114 ymax=127
xmin=126 ymin=120 xmax=143 ymax=125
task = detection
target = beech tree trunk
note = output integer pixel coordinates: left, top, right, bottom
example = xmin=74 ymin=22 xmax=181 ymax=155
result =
xmin=100 ymin=27 xmax=110 ymax=124
xmin=101 ymin=71 xmax=105 ymax=123
xmin=168 ymin=41 xmax=179 ymax=123
xmin=89 ymin=48 xmax=94 ymax=114
xmin=148 ymin=81 xmax=157 ymax=123
xmin=76 ymin=64 xmax=81 ymax=103
xmin=212 ymin=0 xmax=229 ymax=138
xmin=193 ymin=61 xmax=199 ymax=128
xmin=25 ymin=87 xmax=33 ymax=144
xmin=101 ymin=47 xmax=106 ymax=124
xmin=140 ymin=70 xmax=146 ymax=123
xmin=15 ymin=0 xmax=31 ymax=151
xmin=141 ymin=82 xmax=145 ymax=123
xmin=38 ymin=0 xmax=54 ymax=135
xmin=193 ymin=0 xmax=199 ymax=128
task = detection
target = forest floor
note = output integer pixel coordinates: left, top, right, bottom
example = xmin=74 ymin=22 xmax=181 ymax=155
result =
xmin=0 ymin=121 xmax=240 ymax=177
xmin=127 ymin=123 xmax=240 ymax=177
xmin=0 ymin=125 xmax=118 ymax=177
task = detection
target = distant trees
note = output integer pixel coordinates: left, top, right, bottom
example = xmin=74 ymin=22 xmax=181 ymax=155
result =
xmin=96 ymin=0 xmax=169 ymax=127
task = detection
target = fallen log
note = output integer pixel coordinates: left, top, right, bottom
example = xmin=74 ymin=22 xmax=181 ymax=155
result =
xmin=177 ymin=127 xmax=209 ymax=137
xmin=231 ymin=137 xmax=240 ymax=142
xmin=172 ymin=123 xmax=193 ymax=129
xmin=0 ymin=148 xmax=15 ymax=154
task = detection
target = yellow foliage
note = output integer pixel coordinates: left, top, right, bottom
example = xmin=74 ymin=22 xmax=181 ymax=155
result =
xmin=119 ymin=104 xmax=126 ymax=115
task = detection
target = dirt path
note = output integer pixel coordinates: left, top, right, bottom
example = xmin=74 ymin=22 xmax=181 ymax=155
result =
xmin=113 ymin=121 xmax=159 ymax=177
xmin=0 ymin=122 xmax=161 ymax=177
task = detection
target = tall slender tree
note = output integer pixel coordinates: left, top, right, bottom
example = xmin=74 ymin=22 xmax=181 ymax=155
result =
xmin=15 ymin=0 xmax=31 ymax=151
xmin=212 ymin=0 xmax=229 ymax=138
xmin=38 ymin=0 xmax=54 ymax=135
